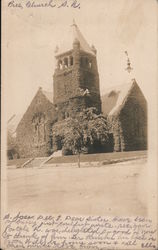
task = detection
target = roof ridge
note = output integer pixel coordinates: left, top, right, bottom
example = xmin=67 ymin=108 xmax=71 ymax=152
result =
xmin=109 ymin=81 xmax=135 ymax=116
xmin=41 ymin=89 xmax=53 ymax=104
xmin=103 ymin=79 xmax=135 ymax=95
xmin=101 ymin=80 xmax=137 ymax=116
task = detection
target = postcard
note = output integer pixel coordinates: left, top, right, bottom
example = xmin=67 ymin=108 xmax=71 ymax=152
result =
xmin=1 ymin=0 xmax=158 ymax=249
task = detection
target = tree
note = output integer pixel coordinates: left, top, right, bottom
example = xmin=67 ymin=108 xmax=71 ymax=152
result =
xmin=77 ymin=108 xmax=110 ymax=152
xmin=53 ymin=108 xmax=110 ymax=167
xmin=62 ymin=118 xmax=83 ymax=167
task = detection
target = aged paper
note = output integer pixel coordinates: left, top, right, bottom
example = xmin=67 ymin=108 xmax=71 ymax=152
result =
xmin=1 ymin=0 xmax=158 ymax=249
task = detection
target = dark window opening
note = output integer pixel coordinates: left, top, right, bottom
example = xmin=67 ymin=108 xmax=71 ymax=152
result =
xmin=58 ymin=60 xmax=63 ymax=70
xmin=85 ymin=57 xmax=89 ymax=66
xmin=64 ymin=58 xmax=68 ymax=68
xmin=70 ymin=56 xmax=73 ymax=66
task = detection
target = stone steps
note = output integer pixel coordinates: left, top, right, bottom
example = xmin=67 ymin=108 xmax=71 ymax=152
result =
xmin=23 ymin=157 xmax=48 ymax=168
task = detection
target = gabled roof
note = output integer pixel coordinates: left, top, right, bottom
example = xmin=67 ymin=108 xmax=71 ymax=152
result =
xmin=41 ymin=89 xmax=53 ymax=104
xmin=55 ymin=20 xmax=95 ymax=56
xmin=7 ymin=114 xmax=23 ymax=135
xmin=7 ymin=80 xmax=143 ymax=136
xmin=101 ymin=79 xmax=138 ymax=116
xmin=8 ymin=88 xmax=54 ymax=135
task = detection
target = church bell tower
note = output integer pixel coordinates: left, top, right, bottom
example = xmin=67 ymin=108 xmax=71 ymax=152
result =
xmin=53 ymin=20 xmax=101 ymax=121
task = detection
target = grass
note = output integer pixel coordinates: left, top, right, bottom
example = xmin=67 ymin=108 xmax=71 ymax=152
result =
xmin=47 ymin=150 xmax=147 ymax=164
xmin=7 ymin=158 xmax=31 ymax=167
xmin=7 ymin=151 xmax=147 ymax=168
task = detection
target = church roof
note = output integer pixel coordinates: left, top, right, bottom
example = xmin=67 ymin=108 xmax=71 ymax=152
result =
xmin=8 ymin=114 xmax=23 ymax=136
xmin=41 ymin=89 xmax=53 ymax=104
xmin=55 ymin=20 xmax=95 ymax=56
xmin=8 ymin=79 xmax=142 ymax=136
xmin=7 ymin=88 xmax=54 ymax=136
xmin=101 ymin=79 xmax=138 ymax=116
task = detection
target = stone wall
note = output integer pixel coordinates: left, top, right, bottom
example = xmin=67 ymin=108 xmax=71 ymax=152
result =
xmin=110 ymin=83 xmax=147 ymax=151
xmin=56 ymin=95 xmax=101 ymax=121
xmin=120 ymin=84 xmax=147 ymax=151
xmin=79 ymin=51 xmax=100 ymax=96
xmin=16 ymin=90 xmax=57 ymax=158
xmin=53 ymin=41 xmax=101 ymax=120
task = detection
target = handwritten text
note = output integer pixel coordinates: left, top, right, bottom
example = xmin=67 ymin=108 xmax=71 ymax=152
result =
xmin=7 ymin=0 xmax=81 ymax=9
xmin=2 ymin=213 xmax=157 ymax=249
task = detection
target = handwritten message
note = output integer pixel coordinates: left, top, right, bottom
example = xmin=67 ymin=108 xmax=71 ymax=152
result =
xmin=7 ymin=0 xmax=80 ymax=9
xmin=2 ymin=213 xmax=157 ymax=249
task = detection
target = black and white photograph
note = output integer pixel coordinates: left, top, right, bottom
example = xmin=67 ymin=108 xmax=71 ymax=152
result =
xmin=1 ymin=0 xmax=158 ymax=249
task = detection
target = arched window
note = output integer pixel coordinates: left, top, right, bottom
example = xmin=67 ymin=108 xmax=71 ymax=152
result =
xmin=58 ymin=60 xmax=63 ymax=70
xmin=70 ymin=56 xmax=73 ymax=66
xmin=85 ymin=57 xmax=89 ymax=66
xmin=64 ymin=58 xmax=68 ymax=68
xmin=32 ymin=113 xmax=46 ymax=146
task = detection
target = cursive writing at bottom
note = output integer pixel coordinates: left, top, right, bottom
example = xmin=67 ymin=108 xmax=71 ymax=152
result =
xmin=1 ymin=213 xmax=157 ymax=249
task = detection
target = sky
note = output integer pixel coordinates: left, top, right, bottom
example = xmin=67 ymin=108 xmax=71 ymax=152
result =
xmin=2 ymin=0 xmax=157 ymax=119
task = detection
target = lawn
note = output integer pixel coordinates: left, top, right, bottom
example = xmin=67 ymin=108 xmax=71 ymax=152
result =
xmin=47 ymin=150 xmax=147 ymax=164
xmin=7 ymin=158 xmax=31 ymax=167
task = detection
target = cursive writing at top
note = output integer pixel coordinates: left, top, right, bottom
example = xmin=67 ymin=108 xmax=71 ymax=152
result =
xmin=8 ymin=0 xmax=81 ymax=9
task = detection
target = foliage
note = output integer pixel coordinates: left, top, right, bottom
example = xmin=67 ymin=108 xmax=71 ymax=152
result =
xmin=53 ymin=108 xmax=110 ymax=156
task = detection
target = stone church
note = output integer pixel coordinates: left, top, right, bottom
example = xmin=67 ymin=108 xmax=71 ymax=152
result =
xmin=8 ymin=21 xmax=147 ymax=158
